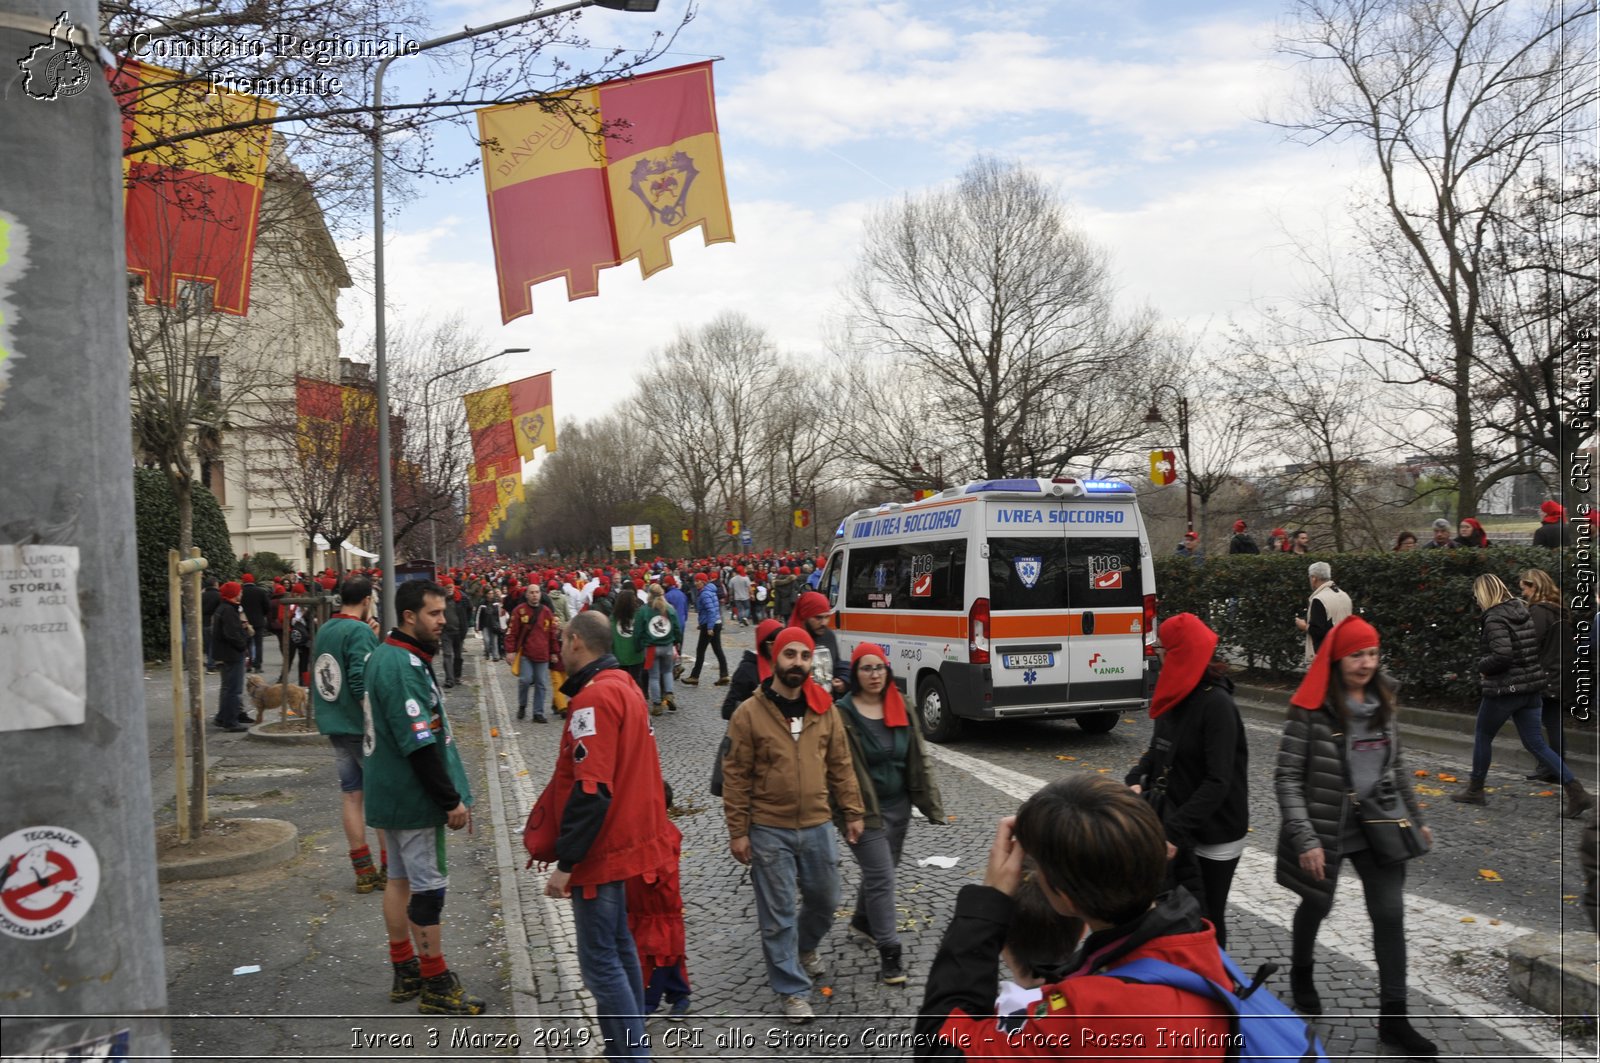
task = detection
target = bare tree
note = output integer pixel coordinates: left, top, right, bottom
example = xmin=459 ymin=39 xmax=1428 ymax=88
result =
xmin=1222 ymin=329 xmax=1401 ymax=550
xmin=843 ymin=156 xmax=1168 ymax=480
xmin=1270 ymin=0 xmax=1597 ymax=518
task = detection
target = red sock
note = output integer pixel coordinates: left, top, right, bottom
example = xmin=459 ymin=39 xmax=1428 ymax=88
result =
xmin=389 ymin=939 xmax=415 ymax=965
xmin=380 ymin=847 xmax=388 ymax=871
xmin=351 ymin=845 xmax=374 ymax=874
xmin=419 ymin=953 xmax=447 ymax=980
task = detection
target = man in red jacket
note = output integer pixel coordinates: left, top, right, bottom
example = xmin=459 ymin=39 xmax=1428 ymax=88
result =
xmin=540 ymin=610 xmax=674 ymax=1061
xmin=506 ymin=585 xmax=560 ymax=722
xmin=916 ymin=775 xmax=1232 ymax=1059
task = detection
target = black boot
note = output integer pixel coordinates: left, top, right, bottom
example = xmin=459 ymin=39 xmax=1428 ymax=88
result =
xmin=878 ymin=944 xmax=907 ymax=986
xmin=1563 ymin=779 xmax=1595 ymax=819
xmin=1289 ymin=964 xmax=1321 ymax=1016
xmin=389 ymin=957 xmax=421 ymax=1002
xmin=1377 ymin=1000 xmax=1437 ymax=1058
xmin=418 ymin=968 xmax=486 ymax=1015
xmin=1450 ymin=776 xmax=1486 ymax=805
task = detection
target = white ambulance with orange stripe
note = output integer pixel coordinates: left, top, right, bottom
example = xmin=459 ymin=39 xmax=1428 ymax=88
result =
xmin=817 ymin=477 xmax=1157 ymax=741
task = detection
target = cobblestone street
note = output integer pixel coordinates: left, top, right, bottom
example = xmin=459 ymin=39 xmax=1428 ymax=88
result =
xmin=477 ymin=625 xmax=1598 ymax=1061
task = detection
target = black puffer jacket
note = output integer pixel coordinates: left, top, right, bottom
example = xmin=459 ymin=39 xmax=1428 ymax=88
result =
xmin=1528 ymin=600 xmax=1571 ymax=701
xmin=1125 ymin=676 xmax=1249 ymax=849
xmin=1478 ymin=598 xmax=1545 ymax=697
xmin=1274 ymin=688 xmax=1423 ymax=902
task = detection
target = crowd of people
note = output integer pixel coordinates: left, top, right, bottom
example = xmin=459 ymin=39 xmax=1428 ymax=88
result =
xmin=1188 ymin=500 xmax=1584 ymax=558
xmin=197 ymin=520 xmax=1593 ymax=1060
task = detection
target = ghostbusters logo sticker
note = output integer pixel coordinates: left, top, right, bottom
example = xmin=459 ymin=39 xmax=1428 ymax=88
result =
xmin=0 ymin=826 xmax=100 ymax=940
xmin=568 ymin=706 xmax=596 ymax=740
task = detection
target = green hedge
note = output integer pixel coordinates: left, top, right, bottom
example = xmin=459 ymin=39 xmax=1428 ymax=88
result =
xmin=134 ymin=468 xmax=239 ymax=661
xmin=1154 ymin=547 xmax=1585 ymax=705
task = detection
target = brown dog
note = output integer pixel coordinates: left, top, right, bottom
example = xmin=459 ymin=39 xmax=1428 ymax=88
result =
xmin=246 ymin=673 xmax=309 ymax=718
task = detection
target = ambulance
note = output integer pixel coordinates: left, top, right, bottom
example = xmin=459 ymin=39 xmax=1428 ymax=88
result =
xmin=817 ymin=477 xmax=1157 ymax=741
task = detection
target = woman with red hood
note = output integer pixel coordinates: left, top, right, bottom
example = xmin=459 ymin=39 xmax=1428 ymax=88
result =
xmin=835 ymin=642 xmax=945 ymax=987
xmin=1124 ymin=613 xmax=1247 ymax=948
xmin=1275 ymin=616 xmax=1437 ymax=1058
xmin=1453 ymin=517 xmax=1490 ymax=548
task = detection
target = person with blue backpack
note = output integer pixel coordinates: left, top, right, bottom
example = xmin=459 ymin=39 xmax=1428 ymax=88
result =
xmin=1275 ymin=615 xmax=1436 ymax=1059
xmin=916 ymin=774 xmax=1325 ymax=1060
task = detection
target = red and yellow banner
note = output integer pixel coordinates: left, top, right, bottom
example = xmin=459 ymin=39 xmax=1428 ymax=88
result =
xmin=463 ymin=372 xmax=557 ymax=469
xmin=477 ymin=61 xmax=734 ymax=322
xmin=1149 ymin=449 xmax=1178 ymax=487
xmin=295 ymin=377 xmax=377 ymax=467
xmin=793 ymin=508 xmax=811 ymax=528
xmin=466 ymin=461 xmax=525 ymax=544
xmin=112 ymin=59 xmax=277 ymax=315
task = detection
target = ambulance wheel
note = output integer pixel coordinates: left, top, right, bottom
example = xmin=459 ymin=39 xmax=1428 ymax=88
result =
xmin=1076 ymin=711 xmax=1120 ymax=734
xmin=917 ymin=676 xmax=962 ymax=743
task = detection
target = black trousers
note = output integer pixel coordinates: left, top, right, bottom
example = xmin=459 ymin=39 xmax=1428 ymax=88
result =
xmin=691 ymin=624 xmax=728 ymax=678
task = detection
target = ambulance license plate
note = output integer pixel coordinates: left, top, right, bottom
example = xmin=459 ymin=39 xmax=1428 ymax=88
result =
xmin=1003 ymin=653 xmax=1053 ymax=669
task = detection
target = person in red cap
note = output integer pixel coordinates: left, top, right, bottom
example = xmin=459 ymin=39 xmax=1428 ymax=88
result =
xmin=789 ymin=590 xmax=848 ymax=694
xmin=721 ymin=626 xmax=864 ymax=1025
xmin=1174 ymin=529 xmax=1202 ymax=563
xmin=1274 ymin=616 xmax=1435 ymax=1056
xmin=210 ymin=581 xmax=254 ymax=731
xmin=1125 ymin=614 xmax=1247 ymax=948
xmin=1532 ymin=500 xmax=1570 ymax=548
xmin=239 ymin=572 xmax=271 ymax=672
xmin=836 ymin=642 xmax=945 ymax=986
xmin=1226 ymin=520 xmax=1259 ymax=555
xmin=1453 ymin=517 xmax=1490 ymax=548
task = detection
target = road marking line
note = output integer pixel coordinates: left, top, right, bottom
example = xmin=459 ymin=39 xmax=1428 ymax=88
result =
xmin=478 ymin=661 xmax=602 ymax=1057
xmin=925 ymin=741 xmax=1568 ymax=1062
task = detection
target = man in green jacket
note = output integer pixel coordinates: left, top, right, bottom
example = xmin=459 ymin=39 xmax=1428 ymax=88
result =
xmin=364 ymin=579 xmax=483 ymax=1015
xmin=311 ymin=575 xmax=384 ymax=893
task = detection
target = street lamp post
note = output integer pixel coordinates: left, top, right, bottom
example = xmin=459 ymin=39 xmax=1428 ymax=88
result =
xmin=910 ymin=452 xmax=945 ymax=492
xmin=370 ymin=0 xmax=660 ymax=628
xmin=420 ymin=347 xmax=530 ymax=567
xmin=1143 ymin=386 xmax=1193 ymax=533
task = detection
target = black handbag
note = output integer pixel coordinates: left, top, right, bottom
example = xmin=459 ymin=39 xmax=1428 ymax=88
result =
xmin=1354 ymin=783 xmax=1429 ymax=865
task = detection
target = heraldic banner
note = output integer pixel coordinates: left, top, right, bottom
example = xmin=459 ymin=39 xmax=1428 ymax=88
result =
xmin=476 ymin=61 xmax=734 ymax=323
xmin=295 ymin=376 xmax=377 ymax=468
xmin=112 ymin=59 xmax=277 ymax=316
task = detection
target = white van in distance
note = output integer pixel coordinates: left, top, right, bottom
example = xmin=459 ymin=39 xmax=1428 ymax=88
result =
xmin=817 ymin=477 xmax=1158 ymax=741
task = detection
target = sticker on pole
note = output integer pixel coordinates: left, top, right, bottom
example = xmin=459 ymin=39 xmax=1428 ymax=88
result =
xmin=0 ymin=825 xmax=100 ymax=940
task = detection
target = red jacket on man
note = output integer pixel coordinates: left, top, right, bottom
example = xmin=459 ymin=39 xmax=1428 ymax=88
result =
xmin=506 ymin=601 xmax=560 ymax=662
xmin=544 ymin=666 xmax=674 ymax=893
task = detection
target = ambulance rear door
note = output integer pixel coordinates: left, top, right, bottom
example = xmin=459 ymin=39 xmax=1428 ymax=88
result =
xmin=1060 ymin=501 xmax=1148 ymax=719
xmin=983 ymin=497 xmax=1075 ymax=713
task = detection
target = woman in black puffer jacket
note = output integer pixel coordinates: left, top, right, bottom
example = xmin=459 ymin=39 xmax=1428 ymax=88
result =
xmin=1275 ymin=616 xmax=1435 ymax=1058
xmin=1125 ymin=613 xmax=1247 ymax=948
xmin=1451 ymin=574 xmax=1592 ymax=818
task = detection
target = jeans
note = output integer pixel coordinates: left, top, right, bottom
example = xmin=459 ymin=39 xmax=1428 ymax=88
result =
xmin=648 ymin=646 xmax=676 ymax=701
xmin=734 ymin=600 xmax=750 ymax=624
xmin=519 ymin=659 xmax=551 ymax=718
xmin=690 ymin=625 xmax=727 ymax=679
xmin=1540 ymin=695 xmax=1567 ymax=762
xmin=849 ymin=794 xmax=911 ymax=948
xmin=249 ymin=630 xmax=264 ymax=671
xmin=748 ymin=822 xmax=839 ymax=998
xmin=440 ymin=633 xmax=456 ymax=684
xmin=1291 ymin=848 xmax=1409 ymax=1003
xmin=1471 ymin=692 xmax=1573 ymax=784
xmin=571 ymin=881 xmax=649 ymax=1060
xmin=215 ymin=657 xmax=246 ymax=726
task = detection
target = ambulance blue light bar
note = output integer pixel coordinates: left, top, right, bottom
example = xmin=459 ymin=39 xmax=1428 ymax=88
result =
xmin=1082 ymin=479 xmax=1133 ymax=493
xmin=964 ymin=479 xmax=1043 ymax=493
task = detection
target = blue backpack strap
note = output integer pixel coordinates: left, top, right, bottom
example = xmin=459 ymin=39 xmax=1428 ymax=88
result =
xmin=1108 ymin=957 xmax=1240 ymax=1012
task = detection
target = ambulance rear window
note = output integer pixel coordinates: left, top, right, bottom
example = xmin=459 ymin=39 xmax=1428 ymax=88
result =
xmin=1065 ymin=536 xmax=1143 ymax=608
xmin=987 ymin=538 xmax=1068 ymax=611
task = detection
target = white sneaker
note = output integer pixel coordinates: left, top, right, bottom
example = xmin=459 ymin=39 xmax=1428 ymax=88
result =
xmin=783 ymin=994 xmax=814 ymax=1025
xmin=799 ymin=949 xmax=826 ymax=979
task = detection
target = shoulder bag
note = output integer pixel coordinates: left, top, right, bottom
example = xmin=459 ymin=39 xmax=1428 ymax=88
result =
xmin=1339 ymin=730 xmax=1429 ymax=866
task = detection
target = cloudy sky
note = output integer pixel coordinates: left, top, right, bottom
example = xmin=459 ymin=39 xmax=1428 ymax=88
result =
xmin=338 ymin=0 xmax=1374 ymax=424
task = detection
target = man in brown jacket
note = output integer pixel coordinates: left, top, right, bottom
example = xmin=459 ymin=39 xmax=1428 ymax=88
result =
xmin=722 ymin=626 xmax=865 ymax=1026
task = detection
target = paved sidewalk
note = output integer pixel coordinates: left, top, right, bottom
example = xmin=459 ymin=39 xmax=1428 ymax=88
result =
xmin=150 ymin=637 xmax=523 ymax=1058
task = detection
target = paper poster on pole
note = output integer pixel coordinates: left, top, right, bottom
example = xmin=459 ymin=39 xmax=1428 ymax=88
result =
xmin=610 ymin=525 xmax=652 ymax=551
xmin=0 ymin=545 xmax=85 ymax=731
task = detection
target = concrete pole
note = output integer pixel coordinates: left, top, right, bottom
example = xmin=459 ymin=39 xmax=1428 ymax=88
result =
xmin=0 ymin=1 xmax=171 ymax=1055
